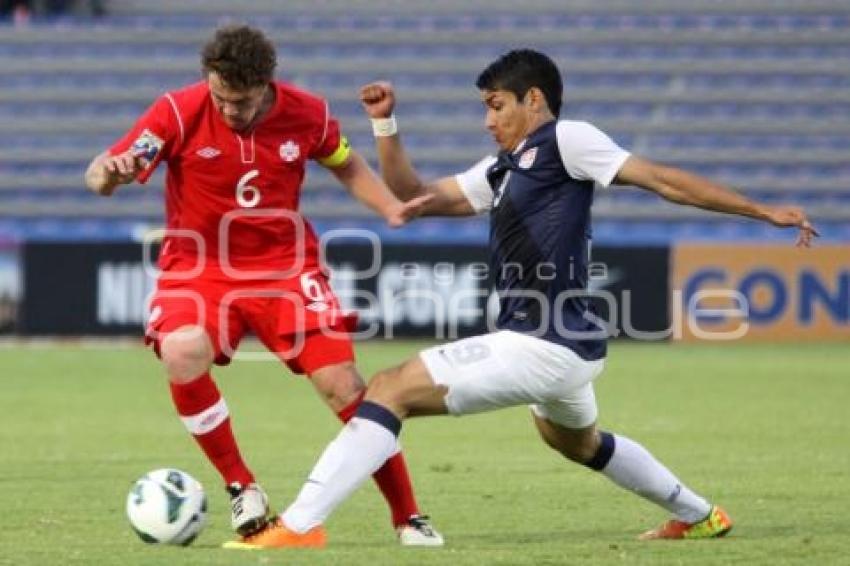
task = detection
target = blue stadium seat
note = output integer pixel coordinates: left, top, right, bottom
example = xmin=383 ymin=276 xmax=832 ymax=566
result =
xmin=1 ymin=2 xmax=848 ymax=243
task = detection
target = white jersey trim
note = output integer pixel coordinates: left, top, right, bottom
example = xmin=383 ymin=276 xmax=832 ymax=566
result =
xmin=235 ymin=133 xmax=256 ymax=164
xmin=318 ymin=100 xmax=330 ymax=150
xmin=455 ymin=155 xmax=497 ymax=214
xmin=164 ymin=92 xmax=185 ymax=144
xmin=555 ymin=120 xmax=630 ymax=188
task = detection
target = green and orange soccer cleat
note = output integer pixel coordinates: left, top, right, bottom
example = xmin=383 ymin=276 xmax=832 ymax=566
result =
xmin=639 ymin=506 xmax=733 ymax=540
xmin=222 ymin=517 xmax=326 ymax=549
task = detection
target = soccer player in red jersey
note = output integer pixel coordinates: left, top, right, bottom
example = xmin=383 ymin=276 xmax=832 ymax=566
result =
xmin=84 ymin=25 xmax=442 ymax=546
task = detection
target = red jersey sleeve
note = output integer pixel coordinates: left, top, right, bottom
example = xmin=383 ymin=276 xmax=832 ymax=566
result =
xmin=310 ymin=103 xmax=351 ymax=168
xmin=109 ymin=94 xmax=181 ymax=184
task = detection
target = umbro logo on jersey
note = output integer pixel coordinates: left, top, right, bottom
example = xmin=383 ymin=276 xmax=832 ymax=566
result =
xmin=306 ymin=302 xmax=329 ymax=313
xmin=279 ymin=140 xmax=300 ymax=162
xmin=518 ymin=147 xmax=537 ymax=169
xmin=196 ymin=146 xmax=221 ymax=159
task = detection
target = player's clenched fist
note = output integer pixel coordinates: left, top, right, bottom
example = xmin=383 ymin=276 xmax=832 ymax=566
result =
xmin=359 ymin=81 xmax=396 ymax=119
xmin=86 ymin=149 xmax=149 ymax=196
xmin=105 ymin=150 xmax=148 ymax=179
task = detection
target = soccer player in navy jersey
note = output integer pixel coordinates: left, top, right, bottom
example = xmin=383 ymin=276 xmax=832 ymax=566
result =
xmin=226 ymin=49 xmax=818 ymax=548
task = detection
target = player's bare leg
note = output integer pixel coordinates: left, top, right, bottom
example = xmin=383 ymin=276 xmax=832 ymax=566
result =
xmin=160 ymin=325 xmax=267 ymax=536
xmin=532 ymin=415 xmax=732 ymax=539
xmin=308 ymin=361 xmax=443 ymax=546
xmin=364 ymin=359 xmax=451 ymax=418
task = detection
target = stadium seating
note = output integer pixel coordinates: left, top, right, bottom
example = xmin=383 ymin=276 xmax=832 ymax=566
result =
xmin=1 ymin=0 xmax=848 ymax=243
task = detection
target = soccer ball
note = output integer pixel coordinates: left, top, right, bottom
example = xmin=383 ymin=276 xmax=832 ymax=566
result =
xmin=126 ymin=468 xmax=207 ymax=546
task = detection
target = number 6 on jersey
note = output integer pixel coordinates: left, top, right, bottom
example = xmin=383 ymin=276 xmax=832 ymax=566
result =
xmin=236 ymin=169 xmax=261 ymax=208
xmin=300 ymin=272 xmax=326 ymax=303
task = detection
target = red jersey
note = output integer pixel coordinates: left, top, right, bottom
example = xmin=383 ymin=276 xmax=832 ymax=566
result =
xmin=110 ymin=81 xmax=349 ymax=277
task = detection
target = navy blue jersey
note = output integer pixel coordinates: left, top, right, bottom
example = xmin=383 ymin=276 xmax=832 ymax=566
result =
xmin=457 ymin=119 xmax=630 ymax=360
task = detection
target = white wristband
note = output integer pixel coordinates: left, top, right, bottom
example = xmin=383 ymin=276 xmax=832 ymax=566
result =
xmin=371 ymin=115 xmax=398 ymax=137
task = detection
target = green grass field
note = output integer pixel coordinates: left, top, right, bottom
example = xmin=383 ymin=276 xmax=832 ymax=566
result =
xmin=1 ymin=340 xmax=848 ymax=565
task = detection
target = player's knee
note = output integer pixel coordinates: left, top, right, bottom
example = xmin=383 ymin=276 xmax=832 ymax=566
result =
xmin=365 ymin=366 xmax=406 ymax=406
xmin=311 ymin=362 xmax=365 ymax=409
xmin=537 ymin=422 xmax=600 ymax=464
xmin=160 ymin=327 xmax=213 ymax=382
xmin=559 ymin=435 xmax=600 ymax=464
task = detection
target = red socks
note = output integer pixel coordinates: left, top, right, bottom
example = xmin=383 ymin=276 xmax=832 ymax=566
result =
xmin=169 ymin=373 xmax=254 ymax=487
xmin=337 ymin=393 xmax=420 ymax=527
xmin=170 ymin=374 xmax=420 ymax=527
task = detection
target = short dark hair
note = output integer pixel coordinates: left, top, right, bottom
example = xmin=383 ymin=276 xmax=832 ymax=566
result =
xmin=201 ymin=25 xmax=277 ymax=90
xmin=476 ymin=49 xmax=563 ymax=116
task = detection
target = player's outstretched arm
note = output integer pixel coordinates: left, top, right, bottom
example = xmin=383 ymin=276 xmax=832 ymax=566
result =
xmin=327 ymin=149 xmax=433 ymax=227
xmin=614 ymin=155 xmax=819 ymax=247
xmin=84 ymin=150 xmax=147 ymax=196
xmin=359 ymin=81 xmax=478 ymax=217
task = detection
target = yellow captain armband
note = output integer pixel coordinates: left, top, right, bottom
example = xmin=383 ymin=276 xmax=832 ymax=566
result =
xmin=317 ymin=136 xmax=351 ymax=168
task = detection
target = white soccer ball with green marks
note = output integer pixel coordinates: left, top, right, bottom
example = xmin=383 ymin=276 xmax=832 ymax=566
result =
xmin=126 ymin=469 xmax=207 ymax=546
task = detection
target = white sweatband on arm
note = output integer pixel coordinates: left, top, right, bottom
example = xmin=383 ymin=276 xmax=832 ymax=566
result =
xmin=371 ymin=115 xmax=398 ymax=137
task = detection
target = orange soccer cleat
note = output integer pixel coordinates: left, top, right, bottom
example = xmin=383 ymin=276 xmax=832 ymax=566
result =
xmin=639 ymin=506 xmax=733 ymax=540
xmin=222 ymin=517 xmax=326 ymax=549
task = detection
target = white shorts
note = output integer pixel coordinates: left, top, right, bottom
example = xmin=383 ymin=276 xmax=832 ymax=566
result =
xmin=419 ymin=330 xmax=605 ymax=429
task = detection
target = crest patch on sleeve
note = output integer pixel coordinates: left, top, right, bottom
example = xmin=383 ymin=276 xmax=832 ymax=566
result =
xmin=131 ymin=129 xmax=165 ymax=163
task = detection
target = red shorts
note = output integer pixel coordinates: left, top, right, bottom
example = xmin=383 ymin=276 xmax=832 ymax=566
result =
xmin=145 ymin=268 xmax=357 ymax=374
